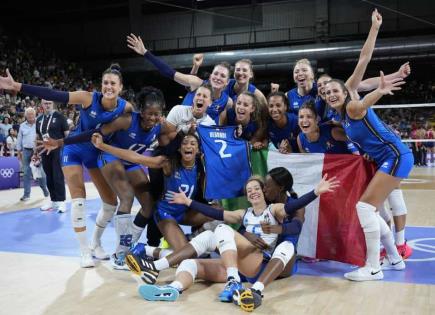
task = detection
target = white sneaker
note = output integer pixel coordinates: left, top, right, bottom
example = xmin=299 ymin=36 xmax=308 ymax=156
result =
xmin=91 ymin=245 xmax=110 ymax=260
xmin=381 ymin=257 xmax=406 ymax=271
xmin=56 ymin=201 xmax=67 ymax=213
xmin=344 ymin=265 xmax=383 ymax=281
xmin=40 ymin=200 xmax=53 ymax=211
xmin=80 ymin=251 xmax=95 ymax=268
xmin=111 ymin=253 xmax=129 ymax=270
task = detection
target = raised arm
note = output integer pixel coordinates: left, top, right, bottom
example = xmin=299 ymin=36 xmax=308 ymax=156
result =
xmin=358 ymin=62 xmax=411 ymax=92
xmin=190 ymin=53 xmax=204 ymax=76
xmin=0 ymin=69 xmax=93 ymax=107
xmin=345 ymin=9 xmax=382 ymax=97
xmin=166 ymin=189 xmax=245 ymax=224
xmin=127 ymin=34 xmax=204 ymax=91
xmin=347 ymin=71 xmax=405 ymax=119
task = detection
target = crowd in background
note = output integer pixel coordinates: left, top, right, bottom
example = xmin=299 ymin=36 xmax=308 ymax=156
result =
xmin=0 ymin=34 xmax=434 ymax=165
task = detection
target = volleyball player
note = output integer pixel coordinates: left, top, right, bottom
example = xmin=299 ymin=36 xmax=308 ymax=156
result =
xmin=126 ymin=34 xmax=232 ymax=124
xmin=0 ymin=64 xmax=134 ymax=268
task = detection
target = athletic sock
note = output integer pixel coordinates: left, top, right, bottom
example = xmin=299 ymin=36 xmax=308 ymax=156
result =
xmin=154 ymin=257 xmax=170 ymax=271
xmin=169 ymin=280 xmax=184 ymax=291
xmin=227 ymin=267 xmax=240 ymax=282
xmin=395 ymin=229 xmax=405 ymax=246
xmin=251 ymin=282 xmax=265 ymax=293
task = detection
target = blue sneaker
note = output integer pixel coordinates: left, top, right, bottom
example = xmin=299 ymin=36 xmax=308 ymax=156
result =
xmin=219 ymin=278 xmax=244 ymax=302
xmin=111 ymin=252 xmax=129 ymax=270
xmin=138 ymin=284 xmax=179 ymax=302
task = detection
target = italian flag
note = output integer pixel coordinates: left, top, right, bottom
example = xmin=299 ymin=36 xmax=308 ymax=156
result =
xmin=267 ymin=150 xmax=376 ymax=267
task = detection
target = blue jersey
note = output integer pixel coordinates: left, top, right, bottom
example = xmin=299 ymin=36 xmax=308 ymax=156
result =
xmin=156 ymin=164 xmax=199 ymax=217
xmin=298 ymin=124 xmax=352 ymax=154
xmin=267 ymin=112 xmax=299 ymax=148
xmin=226 ymin=107 xmax=258 ymax=141
xmin=181 ymin=80 xmax=229 ymax=124
xmin=286 ymin=83 xmax=317 ymax=115
xmin=343 ymin=108 xmax=411 ymax=166
xmin=197 ymin=125 xmax=252 ymax=200
xmin=62 ymin=92 xmax=127 ymax=168
xmin=100 ymin=112 xmax=161 ymax=168
xmin=315 ymin=97 xmax=328 ymax=122
xmin=72 ymin=92 xmax=127 ymax=135
xmin=225 ymin=79 xmax=256 ymax=104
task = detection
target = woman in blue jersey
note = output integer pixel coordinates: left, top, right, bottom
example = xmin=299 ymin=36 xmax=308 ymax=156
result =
xmin=126 ymin=34 xmax=231 ymax=124
xmin=226 ymin=59 xmax=267 ymax=108
xmin=266 ymin=91 xmax=299 ymax=153
xmin=92 ymin=133 xmax=211 ymax=252
xmin=220 ymin=91 xmax=268 ymax=149
xmin=0 ymin=64 xmax=134 ymax=268
xmin=133 ymin=174 xmax=338 ymax=308
xmin=324 ymin=71 xmax=411 ymax=281
xmin=297 ymin=100 xmax=359 ymax=154
xmin=286 ymin=58 xmax=318 ymax=115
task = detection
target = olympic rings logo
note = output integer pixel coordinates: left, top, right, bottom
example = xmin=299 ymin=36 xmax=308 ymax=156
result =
xmin=0 ymin=168 xmax=15 ymax=178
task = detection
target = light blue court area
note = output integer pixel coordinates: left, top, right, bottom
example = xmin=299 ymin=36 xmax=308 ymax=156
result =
xmin=1 ymin=202 xmax=435 ymax=286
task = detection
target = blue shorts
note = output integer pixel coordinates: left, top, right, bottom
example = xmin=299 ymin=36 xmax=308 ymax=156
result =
xmin=378 ymin=152 xmax=414 ymax=178
xmin=62 ymin=143 xmax=99 ymax=169
xmin=98 ymin=152 xmax=141 ymax=172
xmin=239 ymin=252 xmax=298 ymax=284
xmin=426 ymin=142 xmax=434 ymax=148
xmin=154 ymin=208 xmax=185 ymax=224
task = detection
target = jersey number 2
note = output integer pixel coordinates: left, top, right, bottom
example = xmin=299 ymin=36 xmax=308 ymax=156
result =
xmin=214 ymin=140 xmax=232 ymax=158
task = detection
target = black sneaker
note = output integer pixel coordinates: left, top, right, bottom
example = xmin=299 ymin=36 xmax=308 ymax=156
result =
xmin=125 ymin=252 xmax=159 ymax=284
xmin=233 ymin=288 xmax=263 ymax=312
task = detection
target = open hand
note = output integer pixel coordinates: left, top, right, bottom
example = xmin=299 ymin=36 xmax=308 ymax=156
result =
xmin=379 ymin=71 xmax=406 ymax=95
xmin=166 ymin=189 xmax=190 ymax=205
xmin=314 ymin=174 xmax=340 ymax=195
xmin=127 ymin=33 xmax=147 ymax=55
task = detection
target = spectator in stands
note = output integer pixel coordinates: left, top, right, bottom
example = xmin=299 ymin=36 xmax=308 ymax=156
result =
xmin=6 ymin=127 xmax=17 ymax=157
xmin=16 ymin=107 xmax=49 ymax=202
xmin=0 ymin=116 xmax=12 ymax=137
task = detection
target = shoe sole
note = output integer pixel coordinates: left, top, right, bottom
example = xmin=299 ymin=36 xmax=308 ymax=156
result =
xmin=92 ymin=253 xmax=110 ymax=260
xmin=344 ymin=273 xmax=384 ymax=281
xmin=125 ymin=254 xmax=142 ymax=275
xmin=138 ymin=285 xmax=179 ymax=302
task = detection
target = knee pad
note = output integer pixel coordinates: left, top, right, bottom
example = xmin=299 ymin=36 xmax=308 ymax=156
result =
xmin=214 ymin=224 xmax=237 ymax=254
xmin=388 ymin=189 xmax=408 ymax=216
xmin=71 ymin=198 xmax=86 ymax=229
xmin=176 ymin=259 xmax=198 ymax=280
xmin=271 ymin=241 xmax=295 ymax=267
xmin=190 ymin=230 xmax=217 ymax=256
xmin=356 ymin=201 xmax=379 ymax=233
xmin=95 ymin=202 xmax=117 ymax=229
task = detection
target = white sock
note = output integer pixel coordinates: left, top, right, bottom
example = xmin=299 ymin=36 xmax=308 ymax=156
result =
xmin=169 ymin=280 xmax=184 ymax=291
xmin=251 ymin=282 xmax=265 ymax=293
xmin=159 ymin=248 xmax=173 ymax=258
xmin=76 ymin=230 xmax=89 ymax=252
xmin=145 ymin=245 xmax=157 ymax=257
xmin=378 ymin=214 xmax=402 ymax=263
xmin=226 ymin=267 xmax=240 ymax=282
xmin=154 ymin=257 xmax=170 ymax=271
xmin=131 ymin=223 xmax=145 ymax=245
xmin=395 ymin=229 xmax=405 ymax=246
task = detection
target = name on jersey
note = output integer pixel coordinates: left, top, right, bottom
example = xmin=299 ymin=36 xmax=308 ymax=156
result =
xmin=209 ymin=131 xmax=227 ymax=139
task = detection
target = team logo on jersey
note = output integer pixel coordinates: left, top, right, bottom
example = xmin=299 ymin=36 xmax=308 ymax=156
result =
xmin=129 ymin=132 xmax=136 ymax=139
xmin=89 ymin=110 xmax=97 ymax=118
xmin=293 ymin=102 xmax=299 ymax=108
xmin=174 ymin=171 xmax=181 ymax=179
xmin=381 ymin=161 xmax=389 ymax=168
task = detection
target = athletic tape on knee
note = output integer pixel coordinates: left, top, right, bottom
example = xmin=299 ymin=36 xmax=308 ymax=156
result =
xmin=388 ymin=189 xmax=408 ymax=216
xmin=271 ymin=241 xmax=295 ymax=267
xmin=214 ymin=224 xmax=237 ymax=254
xmin=176 ymin=259 xmax=198 ymax=280
xmin=71 ymin=198 xmax=86 ymax=229
xmin=190 ymin=230 xmax=217 ymax=256
xmin=356 ymin=201 xmax=379 ymax=233
xmin=95 ymin=202 xmax=117 ymax=228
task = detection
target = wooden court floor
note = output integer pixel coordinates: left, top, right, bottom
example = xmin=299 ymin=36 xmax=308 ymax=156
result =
xmin=0 ymin=167 xmax=434 ymax=315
